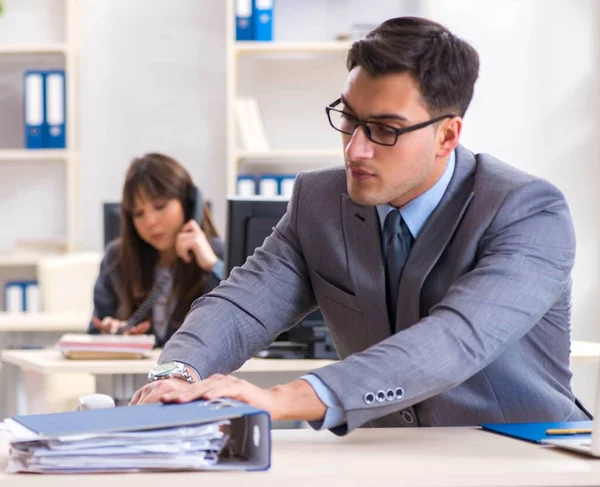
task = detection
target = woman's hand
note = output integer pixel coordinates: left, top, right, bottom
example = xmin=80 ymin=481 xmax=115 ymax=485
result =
xmin=175 ymin=220 xmax=218 ymax=271
xmin=91 ymin=316 xmax=151 ymax=335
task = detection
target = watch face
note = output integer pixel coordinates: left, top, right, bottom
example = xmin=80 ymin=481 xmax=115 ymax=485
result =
xmin=153 ymin=362 xmax=177 ymax=376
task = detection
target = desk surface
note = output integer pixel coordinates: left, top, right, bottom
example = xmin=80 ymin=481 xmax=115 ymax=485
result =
xmin=0 ymin=312 xmax=89 ymax=333
xmin=1 ymin=427 xmax=600 ymax=486
xmin=3 ymin=340 xmax=599 ymax=375
xmin=0 ymin=349 xmax=335 ymax=375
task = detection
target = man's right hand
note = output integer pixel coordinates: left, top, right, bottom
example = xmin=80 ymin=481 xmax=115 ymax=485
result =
xmin=129 ymin=378 xmax=194 ymax=406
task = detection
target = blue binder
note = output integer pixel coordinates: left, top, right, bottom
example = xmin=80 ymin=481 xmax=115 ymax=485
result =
xmin=23 ymin=70 xmax=46 ymax=149
xmin=235 ymin=0 xmax=253 ymax=41
xmin=12 ymin=399 xmax=271 ymax=471
xmin=4 ymin=280 xmax=40 ymax=312
xmin=252 ymin=0 xmax=273 ymax=41
xmin=44 ymin=70 xmax=66 ymax=148
xmin=480 ymin=420 xmax=593 ymax=444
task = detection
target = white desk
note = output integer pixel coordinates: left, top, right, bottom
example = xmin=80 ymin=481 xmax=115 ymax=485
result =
xmin=2 ymin=340 xmax=599 ymax=417
xmin=0 ymin=313 xmax=89 ymax=420
xmin=0 ymin=349 xmax=335 ymax=415
xmin=2 ymin=427 xmax=600 ymax=486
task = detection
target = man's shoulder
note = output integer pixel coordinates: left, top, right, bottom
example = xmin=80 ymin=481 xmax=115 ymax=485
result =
xmin=295 ymin=165 xmax=347 ymax=200
xmin=469 ymin=149 xmax=563 ymax=201
xmin=300 ymin=164 xmax=346 ymax=185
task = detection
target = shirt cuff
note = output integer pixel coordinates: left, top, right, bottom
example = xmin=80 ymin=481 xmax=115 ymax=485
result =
xmin=211 ymin=259 xmax=225 ymax=281
xmin=301 ymin=374 xmax=346 ymax=430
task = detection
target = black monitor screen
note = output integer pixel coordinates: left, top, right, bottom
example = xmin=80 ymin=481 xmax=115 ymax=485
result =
xmin=225 ymin=196 xmax=289 ymax=277
xmin=225 ymin=197 xmax=331 ymax=358
xmin=103 ymin=202 xmax=121 ymax=248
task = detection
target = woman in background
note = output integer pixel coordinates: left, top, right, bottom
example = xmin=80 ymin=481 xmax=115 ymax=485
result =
xmin=88 ymin=153 xmax=224 ymax=347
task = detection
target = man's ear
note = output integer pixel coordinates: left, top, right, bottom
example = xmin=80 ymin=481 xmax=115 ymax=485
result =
xmin=436 ymin=117 xmax=462 ymax=158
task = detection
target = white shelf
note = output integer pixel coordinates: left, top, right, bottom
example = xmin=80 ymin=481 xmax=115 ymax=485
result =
xmin=0 ymin=150 xmax=69 ymax=162
xmin=236 ymin=149 xmax=342 ymax=162
xmin=235 ymin=41 xmax=351 ymax=56
xmin=0 ymin=251 xmax=65 ymax=267
xmin=0 ymin=43 xmax=68 ymax=55
xmin=0 ymin=311 xmax=89 ymax=332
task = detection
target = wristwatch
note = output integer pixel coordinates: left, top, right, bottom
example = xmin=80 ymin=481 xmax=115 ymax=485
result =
xmin=147 ymin=361 xmax=195 ymax=384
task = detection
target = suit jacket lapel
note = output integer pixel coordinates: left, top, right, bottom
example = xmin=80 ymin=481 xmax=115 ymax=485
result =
xmin=341 ymin=194 xmax=390 ymax=345
xmin=395 ymin=145 xmax=476 ymax=332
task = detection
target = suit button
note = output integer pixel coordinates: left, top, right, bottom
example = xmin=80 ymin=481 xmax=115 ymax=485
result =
xmin=364 ymin=392 xmax=375 ymax=404
xmin=376 ymin=390 xmax=386 ymax=402
xmin=402 ymin=410 xmax=414 ymax=424
xmin=386 ymin=389 xmax=395 ymax=401
xmin=395 ymin=387 xmax=404 ymax=399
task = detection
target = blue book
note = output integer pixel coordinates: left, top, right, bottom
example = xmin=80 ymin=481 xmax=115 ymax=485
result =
xmin=235 ymin=0 xmax=253 ymax=41
xmin=252 ymin=0 xmax=273 ymax=41
xmin=480 ymin=420 xmax=593 ymax=444
xmin=44 ymin=70 xmax=66 ymax=148
xmin=12 ymin=399 xmax=271 ymax=471
xmin=23 ymin=70 xmax=46 ymax=149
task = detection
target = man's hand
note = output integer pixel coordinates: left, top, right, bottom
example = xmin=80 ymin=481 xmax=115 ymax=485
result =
xmin=129 ymin=375 xmax=327 ymax=422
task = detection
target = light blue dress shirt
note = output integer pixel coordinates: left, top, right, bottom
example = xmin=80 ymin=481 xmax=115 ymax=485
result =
xmin=302 ymin=151 xmax=456 ymax=430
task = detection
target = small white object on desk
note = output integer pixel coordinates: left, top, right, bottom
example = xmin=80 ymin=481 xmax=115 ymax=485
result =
xmin=76 ymin=393 xmax=115 ymax=411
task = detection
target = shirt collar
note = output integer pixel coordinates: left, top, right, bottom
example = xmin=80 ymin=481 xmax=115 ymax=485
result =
xmin=376 ymin=150 xmax=456 ymax=238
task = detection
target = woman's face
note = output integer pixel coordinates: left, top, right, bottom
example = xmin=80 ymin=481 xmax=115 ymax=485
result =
xmin=131 ymin=190 xmax=185 ymax=252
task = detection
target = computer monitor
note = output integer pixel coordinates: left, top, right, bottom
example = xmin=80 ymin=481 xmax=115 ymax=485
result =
xmin=225 ymin=196 xmax=336 ymax=359
xmin=103 ymin=202 xmax=121 ymax=247
xmin=225 ymin=196 xmax=289 ymax=277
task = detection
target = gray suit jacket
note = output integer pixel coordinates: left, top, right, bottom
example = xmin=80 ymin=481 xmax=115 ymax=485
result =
xmin=161 ymin=145 xmax=587 ymax=434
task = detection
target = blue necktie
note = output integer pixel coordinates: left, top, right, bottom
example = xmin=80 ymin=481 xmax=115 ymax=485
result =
xmin=383 ymin=210 xmax=413 ymax=333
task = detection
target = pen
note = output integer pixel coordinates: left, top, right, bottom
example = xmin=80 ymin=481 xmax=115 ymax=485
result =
xmin=545 ymin=428 xmax=592 ymax=435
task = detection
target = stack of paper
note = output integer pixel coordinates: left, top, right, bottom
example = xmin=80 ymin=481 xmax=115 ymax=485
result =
xmin=3 ymin=418 xmax=230 ymax=473
xmin=56 ymin=333 xmax=155 ymax=360
xmin=1 ymin=399 xmax=272 ymax=474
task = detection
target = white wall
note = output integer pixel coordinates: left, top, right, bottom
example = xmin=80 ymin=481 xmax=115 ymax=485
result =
xmin=80 ymin=0 xmax=227 ymax=248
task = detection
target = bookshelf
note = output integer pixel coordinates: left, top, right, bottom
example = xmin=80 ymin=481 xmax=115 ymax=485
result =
xmin=225 ymin=0 xmax=432 ymax=196
xmin=225 ymin=0 xmax=348 ymax=196
xmin=0 ymin=0 xmax=82 ymax=265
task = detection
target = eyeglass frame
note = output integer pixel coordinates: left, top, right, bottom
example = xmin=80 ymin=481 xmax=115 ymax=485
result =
xmin=325 ymin=98 xmax=457 ymax=147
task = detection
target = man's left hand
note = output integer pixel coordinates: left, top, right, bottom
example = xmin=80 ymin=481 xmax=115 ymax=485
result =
xmin=129 ymin=374 xmax=327 ymax=423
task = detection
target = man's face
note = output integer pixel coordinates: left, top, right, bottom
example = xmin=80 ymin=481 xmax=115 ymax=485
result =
xmin=341 ymin=67 xmax=449 ymax=208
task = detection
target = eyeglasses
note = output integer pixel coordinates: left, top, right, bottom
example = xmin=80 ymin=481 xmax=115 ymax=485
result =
xmin=325 ymin=98 xmax=456 ymax=147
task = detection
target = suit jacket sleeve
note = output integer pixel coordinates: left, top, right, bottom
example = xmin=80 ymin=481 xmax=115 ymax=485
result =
xmin=160 ymin=173 xmax=318 ymax=376
xmin=311 ymin=179 xmax=576 ymax=434
xmin=87 ymin=242 xmax=120 ymax=334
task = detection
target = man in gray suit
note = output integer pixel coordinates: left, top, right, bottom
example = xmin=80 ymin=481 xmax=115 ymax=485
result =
xmin=131 ymin=17 xmax=588 ymax=434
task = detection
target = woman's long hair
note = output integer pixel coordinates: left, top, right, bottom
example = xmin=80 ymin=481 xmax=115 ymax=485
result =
xmin=115 ymin=153 xmax=219 ymax=329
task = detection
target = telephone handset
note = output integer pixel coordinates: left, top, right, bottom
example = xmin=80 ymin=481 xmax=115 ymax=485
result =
xmin=185 ymin=184 xmax=203 ymax=227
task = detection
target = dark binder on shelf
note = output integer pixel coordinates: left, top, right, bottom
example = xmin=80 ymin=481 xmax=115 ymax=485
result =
xmin=235 ymin=0 xmax=253 ymax=40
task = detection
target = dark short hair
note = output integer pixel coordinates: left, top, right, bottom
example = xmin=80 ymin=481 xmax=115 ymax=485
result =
xmin=347 ymin=17 xmax=479 ymax=117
